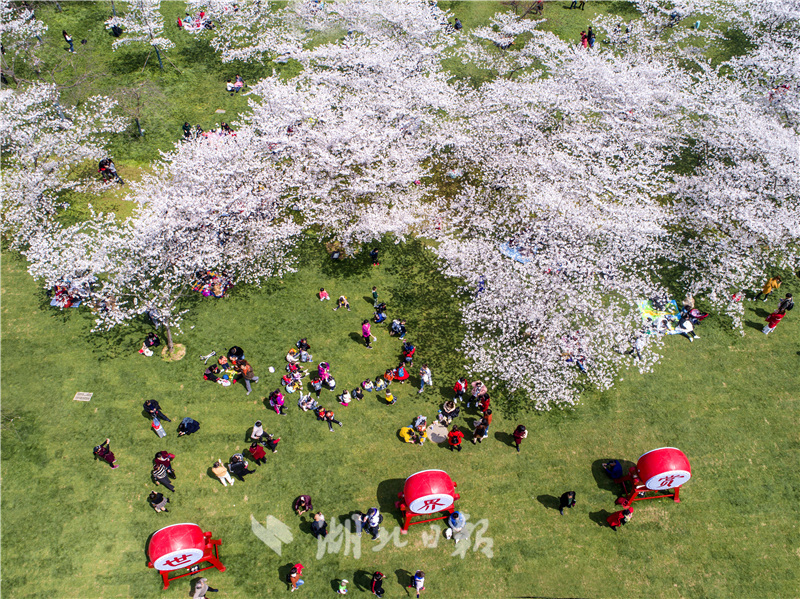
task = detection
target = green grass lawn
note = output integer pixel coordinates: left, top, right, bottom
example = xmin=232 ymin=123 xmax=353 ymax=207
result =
xmin=2 ymin=243 xmax=798 ymax=599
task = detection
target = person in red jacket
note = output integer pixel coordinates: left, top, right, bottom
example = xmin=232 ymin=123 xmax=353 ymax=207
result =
xmin=606 ymin=506 xmax=633 ymax=530
xmin=447 ymin=426 xmax=464 ymax=452
xmin=453 ymin=377 xmax=469 ymax=402
xmin=512 ymin=425 xmax=527 ymax=453
xmin=763 ymin=309 xmax=786 ymax=335
xmin=248 ymin=442 xmax=267 ymax=465
xmin=154 ymin=451 xmax=176 ymax=478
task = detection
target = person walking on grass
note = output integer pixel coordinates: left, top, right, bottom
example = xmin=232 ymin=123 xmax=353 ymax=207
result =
xmin=235 ymin=359 xmax=259 ymax=396
xmin=418 ymin=363 xmax=432 ymax=394
xmin=193 ymin=577 xmax=219 ymax=598
xmin=409 ymin=570 xmax=425 ymax=597
xmin=154 ymin=450 xmax=176 ymax=479
xmin=362 ymin=320 xmax=373 ymax=349
xmin=370 ymin=248 xmax=380 ymax=266
xmin=287 ymin=563 xmax=305 ymax=592
xmin=777 ymin=293 xmax=794 ymax=313
xmin=512 ymin=425 xmax=528 ymax=453
xmin=152 ymin=462 xmax=175 ymax=492
xmin=93 ymin=438 xmax=119 ymax=468
xmin=63 ymin=30 xmax=75 ymax=53
xmin=559 ymin=491 xmax=576 ymax=515
xmin=448 ymin=426 xmax=464 ymax=452
xmin=763 ymin=309 xmax=786 ymax=335
xmin=212 ymin=459 xmax=234 ymax=487
xmin=471 ymin=418 xmax=488 ymax=444
xmin=372 ymin=286 xmax=379 ymax=307
xmin=370 ymin=571 xmax=385 ymax=598
xmin=754 ymin=275 xmax=782 ymax=301
xmin=607 ymin=506 xmax=633 ymax=531
xmin=311 ymin=512 xmax=328 ymax=538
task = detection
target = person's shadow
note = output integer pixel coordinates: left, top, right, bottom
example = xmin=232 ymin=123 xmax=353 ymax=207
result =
xmin=395 ymin=569 xmax=413 ymax=595
xmin=494 ymin=431 xmax=516 ymax=448
xmin=745 ymin=320 xmax=765 ymax=332
xmin=353 ymin=569 xmax=372 ymax=592
xmin=277 ymin=563 xmax=295 ymax=590
xmin=589 ymin=509 xmax=611 ymax=527
xmin=349 ymin=332 xmax=364 ymax=345
xmin=536 ymin=494 xmax=561 ymax=511
xmin=363 ymin=295 xmax=374 ymax=305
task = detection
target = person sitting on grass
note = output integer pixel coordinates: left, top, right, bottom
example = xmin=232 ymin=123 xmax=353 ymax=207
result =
xmin=393 ymin=363 xmax=410 ymax=384
xmin=402 ymin=341 xmax=415 ymax=364
xmin=352 ymin=387 xmax=364 ymax=401
xmin=374 ymin=377 xmax=387 ymax=391
xmin=602 ymin=459 xmax=624 ymax=480
xmin=323 ymin=409 xmax=343 ymax=431
xmin=362 ymin=379 xmax=375 ymax=392
xmin=399 ymin=426 xmax=420 ymax=444
xmin=389 ymin=319 xmax=407 ymax=338
xmin=296 ymin=338 xmax=311 ymax=352
xmin=374 ymin=302 xmax=387 ymax=323
xmin=204 ymin=363 xmax=229 ymax=385
xmin=262 ymin=432 xmax=280 ymax=453
xmin=286 ymin=347 xmax=300 ymax=364
xmin=293 ymin=495 xmax=313 ymax=516
xmin=148 ymin=490 xmax=170 ymax=513
xmin=385 ymin=389 xmax=396 ymax=405
xmin=334 ymin=295 xmax=351 ymax=311
xmin=298 ymin=392 xmax=319 ymax=412
xmin=319 ymin=287 xmax=330 ymax=301
xmin=438 ymin=400 xmax=460 ymax=425
xmin=139 ymin=332 xmax=160 ymax=355
xmin=177 ymin=417 xmax=200 ymax=436
xmin=338 ymin=389 xmax=352 ymax=406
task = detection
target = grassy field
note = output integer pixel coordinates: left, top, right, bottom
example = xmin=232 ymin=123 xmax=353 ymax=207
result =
xmin=2 ymin=243 xmax=799 ymax=599
xmin=4 ymin=2 xmax=799 ymax=598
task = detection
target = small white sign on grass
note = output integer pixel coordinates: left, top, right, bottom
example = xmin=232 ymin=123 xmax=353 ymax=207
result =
xmin=72 ymin=392 xmax=93 ymax=402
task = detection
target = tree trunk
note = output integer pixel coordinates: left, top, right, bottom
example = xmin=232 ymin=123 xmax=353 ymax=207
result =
xmin=135 ymin=117 xmax=144 ymax=137
xmin=154 ymin=45 xmax=164 ymax=71
xmin=163 ymin=322 xmax=174 ymax=353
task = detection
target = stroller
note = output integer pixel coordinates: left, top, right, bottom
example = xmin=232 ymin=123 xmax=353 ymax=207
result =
xmin=98 ymin=158 xmax=124 ymax=185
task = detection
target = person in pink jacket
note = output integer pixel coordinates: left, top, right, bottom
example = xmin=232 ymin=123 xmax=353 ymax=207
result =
xmin=763 ymin=309 xmax=786 ymax=335
xmin=362 ymin=320 xmax=373 ymax=349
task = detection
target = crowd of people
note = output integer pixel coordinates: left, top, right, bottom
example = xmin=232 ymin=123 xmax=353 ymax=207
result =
xmin=91 ymin=253 xmax=794 ymax=596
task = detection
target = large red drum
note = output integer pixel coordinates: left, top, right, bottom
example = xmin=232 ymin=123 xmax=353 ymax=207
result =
xmin=403 ymin=470 xmax=458 ymax=514
xmin=148 ymin=523 xmax=206 ymax=571
xmin=637 ymin=448 xmax=691 ymax=491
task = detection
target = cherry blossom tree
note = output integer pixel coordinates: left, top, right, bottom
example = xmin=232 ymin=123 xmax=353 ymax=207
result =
xmin=105 ymin=0 xmax=175 ymax=71
xmin=0 ymin=83 xmax=126 ymax=250
xmin=25 ymin=132 xmax=303 ymax=352
xmin=0 ymin=0 xmax=48 ymax=83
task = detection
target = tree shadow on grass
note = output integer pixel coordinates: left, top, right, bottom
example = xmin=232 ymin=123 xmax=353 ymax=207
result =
xmin=536 ymin=494 xmax=561 ymax=512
